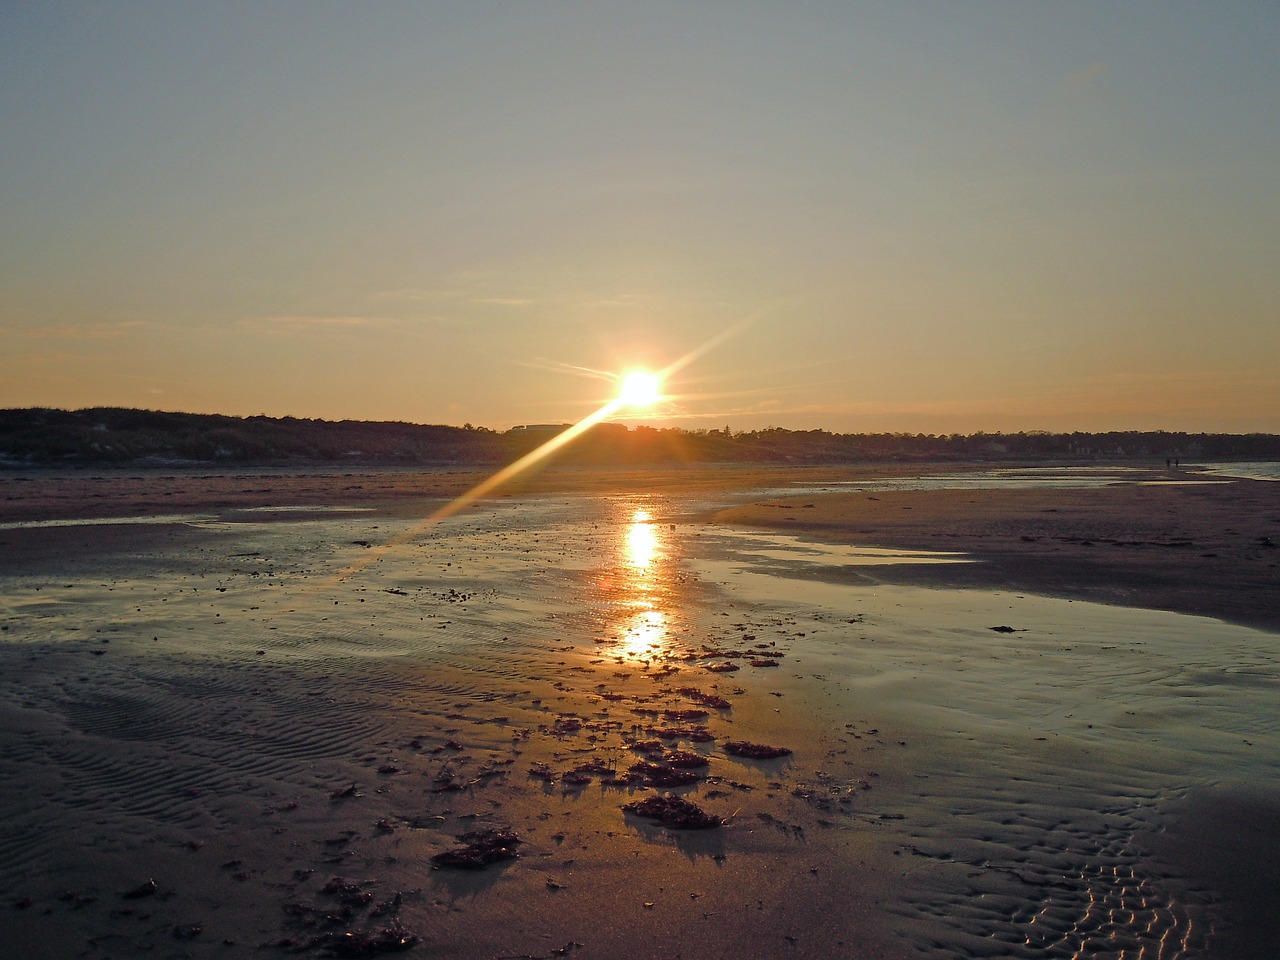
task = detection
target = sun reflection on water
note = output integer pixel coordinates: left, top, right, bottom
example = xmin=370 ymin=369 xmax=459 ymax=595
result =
xmin=621 ymin=608 xmax=668 ymax=660
xmin=617 ymin=507 xmax=671 ymax=661
xmin=625 ymin=509 xmax=658 ymax=574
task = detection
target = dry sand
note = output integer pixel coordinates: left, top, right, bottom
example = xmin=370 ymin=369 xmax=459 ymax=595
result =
xmin=0 ymin=464 xmax=1275 ymax=959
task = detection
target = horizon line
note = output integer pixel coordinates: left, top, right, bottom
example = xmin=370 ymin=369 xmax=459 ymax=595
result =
xmin=3 ymin=405 xmax=1279 ymax=439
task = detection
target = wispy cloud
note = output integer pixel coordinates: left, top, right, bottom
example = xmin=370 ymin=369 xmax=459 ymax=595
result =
xmin=583 ymin=294 xmax=641 ymax=309
xmin=5 ymin=320 xmax=147 ymax=341
xmin=373 ymin=288 xmax=460 ymax=302
xmin=517 ymin=358 xmax=619 ymax=382
xmin=241 ymin=315 xmax=397 ymax=330
xmin=374 ymin=286 xmax=540 ymax=310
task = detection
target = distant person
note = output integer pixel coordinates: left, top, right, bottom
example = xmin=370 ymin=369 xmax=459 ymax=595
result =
xmin=1166 ymin=458 xmax=1171 ymax=469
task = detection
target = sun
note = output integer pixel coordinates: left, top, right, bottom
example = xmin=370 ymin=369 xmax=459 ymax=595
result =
xmin=617 ymin=370 xmax=663 ymax=409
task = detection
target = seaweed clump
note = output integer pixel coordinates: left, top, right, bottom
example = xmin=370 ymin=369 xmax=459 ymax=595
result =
xmin=724 ymin=741 xmax=792 ymax=759
xmin=662 ymin=750 xmax=710 ymax=769
xmin=623 ymin=795 xmax=723 ymax=829
xmin=312 ymin=923 xmax=419 ymax=957
xmin=430 ymin=829 xmax=522 ymax=869
xmin=626 ymin=760 xmax=699 ymax=787
xmin=676 ymin=687 xmax=732 ymax=709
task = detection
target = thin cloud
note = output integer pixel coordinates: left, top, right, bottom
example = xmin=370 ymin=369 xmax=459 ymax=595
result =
xmin=517 ymin=358 xmax=619 ymax=382
xmin=583 ymin=295 xmax=641 ymax=309
xmin=373 ymin=288 xmax=460 ymax=302
xmin=242 ymin=315 xmax=397 ymax=330
xmin=9 ymin=320 xmax=147 ymax=341
xmin=375 ymin=279 xmax=538 ymax=309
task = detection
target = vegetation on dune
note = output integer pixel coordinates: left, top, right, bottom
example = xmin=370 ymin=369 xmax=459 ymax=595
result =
xmin=0 ymin=408 xmax=503 ymax=466
xmin=0 ymin=406 xmax=1277 ymax=468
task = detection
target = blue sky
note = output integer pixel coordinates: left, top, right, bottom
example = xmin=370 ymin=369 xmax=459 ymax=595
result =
xmin=2 ymin=2 xmax=1277 ymax=432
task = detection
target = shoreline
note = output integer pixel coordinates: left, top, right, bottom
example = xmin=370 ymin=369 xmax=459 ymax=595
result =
xmin=0 ymin=458 xmax=1188 ymax=521
xmin=5 ymin=461 xmax=1275 ymax=630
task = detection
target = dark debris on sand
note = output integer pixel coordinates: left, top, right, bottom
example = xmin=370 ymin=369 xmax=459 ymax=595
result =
xmin=662 ymin=750 xmax=711 ymax=769
xmin=314 ymin=924 xmax=419 ymax=958
xmin=320 ymin=876 xmax=375 ymax=907
xmin=646 ymin=724 xmax=715 ymax=742
xmin=270 ymin=877 xmax=417 ymax=957
xmin=430 ymin=829 xmax=522 ymax=869
xmin=675 ymin=687 xmax=732 ymax=709
xmin=330 ymin=782 xmax=361 ymax=801
xmin=623 ymin=795 xmax=724 ymax=829
xmin=270 ymin=923 xmax=419 ymax=957
xmin=121 ymin=878 xmax=158 ymax=899
xmin=496 ymin=942 xmax=583 ymax=960
xmin=724 ymin=740 xmax=792 ymax=759
xmin=628 ymin=760 xmax=701 ymax=787
xmin=662 ymin=708 xmax=710 ymax=721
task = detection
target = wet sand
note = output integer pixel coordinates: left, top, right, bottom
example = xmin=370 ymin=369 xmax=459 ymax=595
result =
xmin=0 ymin=464 xmax=1276 ymax=958
xmin=714 ymin=473 xmax=1280 ymax=631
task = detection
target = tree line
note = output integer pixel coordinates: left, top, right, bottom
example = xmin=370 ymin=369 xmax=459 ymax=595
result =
xmin=2 ymin=407 xmax=1277 ymax=468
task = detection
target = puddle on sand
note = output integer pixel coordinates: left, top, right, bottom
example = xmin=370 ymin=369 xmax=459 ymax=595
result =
xmin=0 ymin=513 xmax=217 ymax=530
xmin=703 ymin=530 xmax=970 ymax=567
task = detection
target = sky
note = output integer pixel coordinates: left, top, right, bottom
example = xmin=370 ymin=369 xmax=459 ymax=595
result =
xmin=2 ymin=2 xmax=1278 ymax=434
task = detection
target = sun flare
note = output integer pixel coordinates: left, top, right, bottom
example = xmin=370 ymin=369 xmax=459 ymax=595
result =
xmin=618 ymin=370 xmax=662 ymax=409
xmin=327 ymin=326 xmax=745 ymax=587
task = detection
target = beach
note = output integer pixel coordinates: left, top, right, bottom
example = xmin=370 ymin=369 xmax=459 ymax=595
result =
xmin=0 ymin=464 xmax=1276 ymax=959
xmin=712 ymin=469 xmax=1280 ymax=632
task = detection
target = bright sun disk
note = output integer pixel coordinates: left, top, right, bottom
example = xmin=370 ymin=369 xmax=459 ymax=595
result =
xmin=618 ymin=370 xmax=662 ymax=408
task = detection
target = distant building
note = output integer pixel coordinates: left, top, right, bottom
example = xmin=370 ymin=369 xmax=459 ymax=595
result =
xmin=508 ymin=423 xmax=571 ymax=436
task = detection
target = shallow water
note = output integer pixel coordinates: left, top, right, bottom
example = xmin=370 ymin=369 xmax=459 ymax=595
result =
xmin=770 ymin=464 xmax=1210 ymax=496
xmin=1197 ymin=460 xmax=1280 ymax=482
xmin=0 ymin=512 xmax=218 ymax=530
xmin=0 ymin=489 xmax=1275 ymax=958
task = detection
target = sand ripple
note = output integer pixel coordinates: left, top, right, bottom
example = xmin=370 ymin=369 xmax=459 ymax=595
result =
xmin=895 ymin=796 xmax=1205 ymax=958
